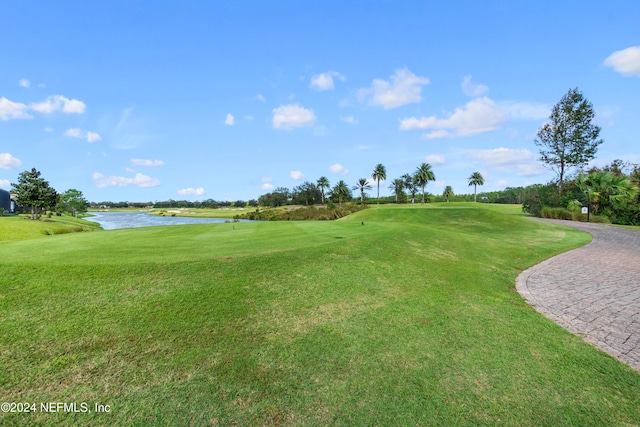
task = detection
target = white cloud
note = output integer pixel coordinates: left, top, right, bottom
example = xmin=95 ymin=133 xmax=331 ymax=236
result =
xmin=461 ymin=75 xmax=488 ymax=97
xmin=423 ymin=130 xmax=450 ymax=140
xmin=340 ymin=116 xmax=358 ymax=124
xmin=470 ymin=147 xmax=545 ymax=176
xmin=425 ymin=154 xmax=445 ymax=164
xmin=290 ymin=170 xmax=304 ymax=180
xmin=0 ymin=153 xmax=22 ymax=169
xmin=495 ymin=180 xmax=509 ymax=188
xmin=178 ymin=187 xmax=205 ymax=196
xmin=310 ymin=71 xmax=345 ymax=91
xmin=87 ymin=132 xmax=101 ymax=143
xmin=30 ymin=95 xmax=86 ymax=114
xmin=125 ymin=167 xmax=135 ymax=173
xmin=0 ymin=97 xmax=32 ymax=120
xmin=399 ymin=97 xmax=505 ymax=138
xmin=604 ymin=46 xmax=640 ymax=77
xmin=92 ymin=172 xmax=160 ymax=188
xmin=44 ymin=127 xmax=53 ymax=132
xmin=64 ymin=128 xmax=101 ymax=143
xmin=471 ymin=147 xmax=531 ymax=166
xmin=329 ymin=163 xmax=349 ymax=175
xmin=272 ymin=104 xmax=316 ymax=129
xmin=225 ymin=113 xmax=235 ymax=125
xmin=357 ymin=68 xmax=429 ymax=109
xmin=499 ymin=101 xmax=549 ymax=120
xmin=64 ymin=128 xmax=83 ymax=138
xmin=256 ymin=94 xmax=266 ymax=102
xmin=0 ymin=179 xmax=10 ymax=188
xmin=19 ymin=78 xmax=31 ymax=89
xmin=130 ymin=158 xmax=164 ymax=167
xmin=260 ymin=177 xmax=274 ymax=190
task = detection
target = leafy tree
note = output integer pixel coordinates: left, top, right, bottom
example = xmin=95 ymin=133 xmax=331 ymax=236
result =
xmin=442 ymin=185 xmax=454 ymax=202
xmin=292 ymin=181 xmax=321 ymax=205
xmin=332 ymin=180 xmax=351 ymax=204
xmin=467 ymin=171 xmax=484 ymax=202
xmin=414 ymin=163 xmax=435 ymax=204
xmin=388 ymin=178 xmax=406 ymax=203
xmin=11 ymin=168 xmax=57 ymax=219
xmin=258 ymin=187 xmax=290 ymax=207
xmin=61 ymin=189 xmax=88 ymax=217
xmin=402 ymin=173 xmax=417 ymax=203
xmin=372 ymin=163 xmax=386 ymax=204
xmin=353 ymin=178 xmax=372 ymax=202
xmin=317 ymin=176 xmax=330 ymax=205
xmin=534 ymin=87 xmax=603 ymax=195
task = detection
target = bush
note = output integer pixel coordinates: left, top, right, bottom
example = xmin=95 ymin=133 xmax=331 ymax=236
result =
xmin=235 ymin=204 xmax=367 ymax=221
xmin=540 ymin=206 xmax=572 ymax=220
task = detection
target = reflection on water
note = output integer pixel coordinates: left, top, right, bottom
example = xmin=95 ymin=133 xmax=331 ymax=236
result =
xmin=85 ymin=211 xmax=251 ymax=230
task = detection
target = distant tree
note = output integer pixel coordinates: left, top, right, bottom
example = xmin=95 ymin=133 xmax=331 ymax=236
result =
xmin=372 ymin=163 xmax=387 ymax=204
xmin=534 ymin=87 xmax=603 ymax=195
xmin=61 ymin=189 xmax=88 ymax=217
xmin=353 ymin=178 xmax=372 ymax=202
xmin=388 ymin=178 xmax=406 ymax=203
xmin=332 ymin=180 xmax=351 ymax=204
xmin=414 ymin=163 xmax=435 ymax=204
xmin=317 ymin=176 xmax=330 ymax=205
xmin=258 ymin=187 xmax=290 ymax=207
xmin=11 ymin=168 xmax=56 ymax=219
xmin=233 ymin=200 xmax=246 ymax=208
xmin=443 ymin=185 xmax=454 ymax=202
xmin=402 ymin=173 xmax=418 ymax=203
xmin=292 ymin=181 xmax=321 ymax=205
xmin=467 ymin=172 xmax=484 ymax=202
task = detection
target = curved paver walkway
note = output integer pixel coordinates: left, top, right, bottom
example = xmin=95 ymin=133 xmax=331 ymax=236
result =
xmin=516 ymin=219 xmax=640 ymax=371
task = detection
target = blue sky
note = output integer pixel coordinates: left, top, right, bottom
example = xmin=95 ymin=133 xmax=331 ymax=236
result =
xmin=1 ymin=1 xmax=639 ymax=202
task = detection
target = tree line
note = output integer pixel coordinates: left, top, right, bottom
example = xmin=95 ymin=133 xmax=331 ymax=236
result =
xmin=258 ymin=163 xmax=486 ymax=207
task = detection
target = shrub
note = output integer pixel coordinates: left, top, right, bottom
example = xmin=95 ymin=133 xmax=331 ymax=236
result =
xmin=540 ymin=206 xmax=572 ymax=220
xmin=235 ymin=204 xmax=367 ymax=221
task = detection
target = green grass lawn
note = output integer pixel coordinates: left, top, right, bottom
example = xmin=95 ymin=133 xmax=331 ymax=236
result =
xmin=0 ymin=214 xmax=100 ymax=243
xmin=1 ymin=204 xmax=638 ymax=425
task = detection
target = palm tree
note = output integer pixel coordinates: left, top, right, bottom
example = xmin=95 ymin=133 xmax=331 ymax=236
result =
xmin=317 ymin=176 xmax=330 ymax=205
xmin=402 ymin=173 xmax=417 ymax=203
xmin=443 ymin=185 xmax=454 ymax=202
xmin=414 ymin=163 xmax=435 ymax=204
xmin=468 ymin=172 xmax=484 ymax=202
xmin=372 ymin=163 xmax=386 ymax=204
xmin=388 ymin=178 xmax=405 ymax=203
xmin=353 ymin=178 xmax=372 ymax=202
xmin=577 ymin=171 xmax=638 ymax=216
xmin=332 ymin=180 xmax=351 ymax=204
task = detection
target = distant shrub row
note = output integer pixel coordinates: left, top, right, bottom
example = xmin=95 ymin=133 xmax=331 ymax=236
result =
xmin=540 ymin=206 xmax=610 ymax=223
xmin=235 ymin=204 xmax=367 ymax=221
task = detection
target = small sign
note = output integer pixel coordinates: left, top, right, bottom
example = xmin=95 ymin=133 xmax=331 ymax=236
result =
xmin=581 ymin=207 xmax=588 ymax=214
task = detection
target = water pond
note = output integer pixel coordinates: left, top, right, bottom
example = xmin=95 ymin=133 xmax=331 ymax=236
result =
xmin=85 ymin=211 xmax=252 ymax=230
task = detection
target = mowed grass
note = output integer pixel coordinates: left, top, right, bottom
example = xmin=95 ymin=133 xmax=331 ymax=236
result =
xmin=0 ymin=215 xmax=100 ymax=243
xmin=1 ymin=204 xmax=638 ymax=425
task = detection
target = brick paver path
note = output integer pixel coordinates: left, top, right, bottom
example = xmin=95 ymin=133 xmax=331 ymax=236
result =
xmin=516 ymin=219 xmax=640 ymax=371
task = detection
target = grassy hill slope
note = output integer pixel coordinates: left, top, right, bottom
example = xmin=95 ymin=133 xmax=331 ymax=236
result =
xmin=1 ymin=205 xmax=638 ymax=425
